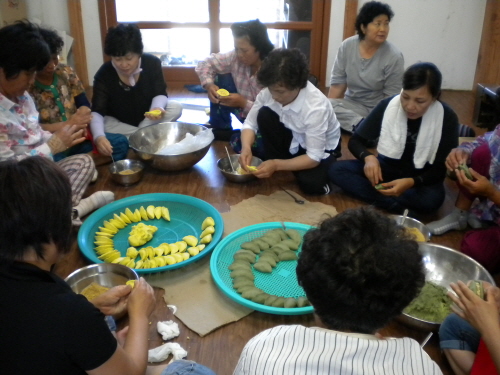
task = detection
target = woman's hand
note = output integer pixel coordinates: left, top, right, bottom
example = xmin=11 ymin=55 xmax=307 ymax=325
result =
xmin=91 ymin=285 xmax=132 ymax=319
xmin=239 ymin=147 xmax=254 ymax=172
xmin=446 ymin=148 xmax=470 ymax=171
xmin=449 ymin=281 xmax=500 ymax=336
xmin=219 ymin=93 xmax=246 ymax=108
xmin=69 ymin=106 xmax=92 ymax=126
xmin=252 ymin=160 xmax=278 ymax=178
xmin=363 ymin=155 xmax=383 ymax=185
xmin=378 ymin=178 xmax=414 ymax=197
xmin=127 ymin=278 xmax=156 ymax=319
xmin=95 ymin=136 xmax=113 ymax=157
xmin=54 ymin=124 xmax=86 ymax=149
xmin=456 ymin=168 xmax=495 ymax=197
xmin=144 ymin=107 xmax=165 ymax=120
xmin=205 ymin=83 xmax=221 ymax=103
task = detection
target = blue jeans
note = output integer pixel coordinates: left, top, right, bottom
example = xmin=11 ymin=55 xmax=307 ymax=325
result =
xmin=53 ymin=133 xmax=129 ymax=162
xmin=209 ymin=73 xmax=244 ymax=130
xmin=328 ymin=157 xmax=445 ymax=214
xmin=440 ymin=313 xmax=481 ymax=353
xmin=161 ymin=360 xmax=216 ymax=375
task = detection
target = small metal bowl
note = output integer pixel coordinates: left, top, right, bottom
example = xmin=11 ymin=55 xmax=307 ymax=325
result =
xmin=109 ymin=159 xmax=144 ymax=186
xmin=217 ymin=155 xmax=263 ymax=183
xmin=129 ymin=122 xmax=212 ymax=171
xmin=398 ymin=243 xmax=495 ymax=331
xmin=390 ymin=214 xmax=431 ymax=241
xmin=65 ymin=263 xmax=139 ymax=294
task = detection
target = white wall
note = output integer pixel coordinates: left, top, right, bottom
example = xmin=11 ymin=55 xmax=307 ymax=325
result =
xmin=326 ymin=0 xmax=486 ymax=90
xmin=81 ymin=0 xmax=103 ymax=82
xmin=26 ymin=0 xmax=70 ymax=34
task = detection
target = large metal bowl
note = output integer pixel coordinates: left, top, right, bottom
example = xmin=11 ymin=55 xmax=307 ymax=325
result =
xmin=217 ymin=155 xmax=263 ymax=183
xmin=389 ymin=215 xmax=431 ymax=241
xmin=398 ymin=243 xmax=495 ymax=331
xmin=65 ymin=263 xmax=138 ymax=294
xmin=129 ymin=122 xmax=212 ymax=171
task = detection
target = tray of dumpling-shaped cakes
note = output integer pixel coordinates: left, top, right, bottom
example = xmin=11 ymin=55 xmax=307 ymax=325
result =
xmin=78 ymin=193 xmax=223 ymax=274
xmin=210 ymin=222 xmax=314 ymax=315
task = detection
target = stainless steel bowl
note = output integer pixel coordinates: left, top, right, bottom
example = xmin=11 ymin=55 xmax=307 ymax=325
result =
xmin=390 ymin=214 xmax=431 ymax=241
xmin=129 ymin=122 xmax=212 ymax=171
xmin=398 ymin=243 xmax=495 ymax=331
xmin=217 ymin=155 xmax=263 ymax=183
xmin=65 ymin=263 xmax=139 ymax=294
xmin=109 ymin=159 xmax=145 ymax=186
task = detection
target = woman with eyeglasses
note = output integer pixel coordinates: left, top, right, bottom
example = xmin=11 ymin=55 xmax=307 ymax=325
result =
xmin=90 ymin=24 xmax=183 ymax=157
xmin=328 ymin=1 xmax=404 ymax=133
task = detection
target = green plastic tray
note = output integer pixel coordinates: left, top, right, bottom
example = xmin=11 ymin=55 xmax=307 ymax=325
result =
xmin=78 ymin=193 xmax=223 ymax=274
xmin=210 ymin=222 xmax=315 ymax=315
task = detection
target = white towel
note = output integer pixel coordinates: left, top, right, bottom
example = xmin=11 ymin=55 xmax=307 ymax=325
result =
xmin=377 ymin=95 xmax=444 ymax=169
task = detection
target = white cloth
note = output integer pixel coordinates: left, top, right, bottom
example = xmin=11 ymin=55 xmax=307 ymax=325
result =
xmin=148 ymin=342 xmax=187 ymax=363
xmin=377 ymin=95 xmax=444 ymax=169
xmin=242 ymin=81 xmax=341 ymax=162
xmin=233 ymin=325 xmax=443 ymax=375
xmin=111 ymin=57 xmax=142 ymax=86
xmin=157 ymin=320 xmax=180 ymax=341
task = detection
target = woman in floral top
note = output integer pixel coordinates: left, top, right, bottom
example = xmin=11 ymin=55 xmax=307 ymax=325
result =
xmin=427 ymin=124 xmax=500 ymax=273
xmin=29 ymin=27 xmax=128 ymax=162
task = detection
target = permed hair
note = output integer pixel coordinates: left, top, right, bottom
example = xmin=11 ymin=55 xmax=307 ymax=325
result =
xmin=403 ymin=62 xmax=442 ymax=99
xmin=39 ymin=27 xmax=64 ymax=55
xmin=104 ymin=23 xmax=144 ymax=57
xmin=0 ymin=157 xmax=73 ymax=265
xmin=355 ymin=1 xmax=394 ymax=40
xmin=231 ymin=19 xmax=274 ymax=60
xmin=0 ymin=21 xmax=50 ymax=79
xmin=296 ymin=207 xmax=425 ymax=334
xmin=257 ymin=48 xmax=309 ymax=90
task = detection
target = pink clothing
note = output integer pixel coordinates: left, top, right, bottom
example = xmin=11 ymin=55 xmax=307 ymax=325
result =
xmin=459 ymin=143 xmax=492 ymax=201
xmin=0 ymin=92 xmax=53 ymax=161
xmin=195 ymin=50 xmax=262 ymax=117
xmin=461 ymin=226 xmax=500 ymax=273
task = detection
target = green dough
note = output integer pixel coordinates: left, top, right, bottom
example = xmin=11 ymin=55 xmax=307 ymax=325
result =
xmin=233 ymin=251 xmax=256 ymax=263
xmin=403 ymin=281 xmax=452 ymax=323
xmin=264 ymin=295 xmax=279 ymax=306
xmin=252 ymin=238 xmax=270 ymax=250
xmin=236 ymin=284 xmax=257 ymax=293
xmin=278 ymin=250 xmax=298 ymax=261
xmin=260 ymin=236 xmax=279 ymax=247
xmin=251 ymin=292 xmax=268 ymax=304
xmin=254 ymin=261 xmax=273 ymax=273
xmin=284 ymin=297 xmax=297 ymax=308
xmin=263 ymin=231 xmax=281 ymax=242
xmin=242 ymin=287 xmax=264 ymax=299
xmin=233 ymin=278 xmax=255 ymax=289
xmin=228 ymin=262 xmax=252 ymax=271
xmin=458 ymin=164 xmax=474 ymax=180
xmin=297 ymin=296 xmax=309 ymax=307
xmin=285 ymin=229 xmax=302 ymax=245
xmin=241 ymin=241 xmax=261 ymax=254
xmin=270 ymin=243 xmax=290 ymax=253
xmin=272 ymin=228 xmax=289 ymax=241
xmin=230 ymin=269 xmax=255 ymax=280
xmin=271 ymin=297 xmax=285 ymax=307
xmin=260 ymin=250 xmax=279 ymax=262
xmin=281 ymin=239 xmax=299 ymax=250
xmin=258 ymin=255 xmax=277 ymax=267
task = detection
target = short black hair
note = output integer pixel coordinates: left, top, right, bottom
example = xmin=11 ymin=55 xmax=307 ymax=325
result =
xmin=231 ymin=19 xmax=274 ymax=60
xmin=0 ymin=157 xmax=73 ymax=265
xmin=0 ymin=21 xmax=50 ymax=79
xmin=403 ymin=62 xmax=442 ymax=99
xmin=296 ymin=207 xmax=425 ymax=334
xmin=104 ymin=23 xmax=143 ymax=57
xmin=355 ymin=1 xmax=394 ymax=40
xmin=39 ymin=27 xmax=64 ymax=55
xmin=257 ymin=48 xmax=309 ymax=90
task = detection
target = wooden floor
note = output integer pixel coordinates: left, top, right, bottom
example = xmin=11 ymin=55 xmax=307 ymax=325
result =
xmin=54 ymin=89 xmax=478 ymax=375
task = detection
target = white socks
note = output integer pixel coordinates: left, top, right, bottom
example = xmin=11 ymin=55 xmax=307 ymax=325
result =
xmin=75 ymin=191 xmax=115 ymax=219
xmin=427 ymin=207 xmax=468 ymax=235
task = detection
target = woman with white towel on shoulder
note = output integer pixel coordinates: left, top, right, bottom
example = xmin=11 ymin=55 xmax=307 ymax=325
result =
xmin=329 ymin=62 xmax=459 ymax=216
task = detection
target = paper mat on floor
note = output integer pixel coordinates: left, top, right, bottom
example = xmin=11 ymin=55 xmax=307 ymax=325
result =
xmin=146 ymin=190 xmax=337 ymax=337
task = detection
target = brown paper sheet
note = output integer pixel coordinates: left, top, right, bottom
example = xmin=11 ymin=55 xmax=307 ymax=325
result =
xmin=146 ymin=191 xmax=337 ymax=337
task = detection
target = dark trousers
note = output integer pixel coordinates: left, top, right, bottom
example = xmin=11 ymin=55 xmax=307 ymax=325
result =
xmin=53 ymin=132 xmax=129 ymax=162
xmin=258 ymin=106 xmax=336 ymax=195
xmin=209 ymin=73 xmax=244 ymax=130
xmin=329 ymin=157 xmax=445 ymax=214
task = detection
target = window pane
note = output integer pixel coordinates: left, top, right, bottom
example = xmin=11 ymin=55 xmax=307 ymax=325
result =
xmin=116 ymin=0 xmax=209 ymax=22
xmin=220 ymin=0 xmax=312 ymax=22
xmin=141 ymin=29 xmax=210 ymax=66
xmin=220 ymin=28 xmax=310 ymax=61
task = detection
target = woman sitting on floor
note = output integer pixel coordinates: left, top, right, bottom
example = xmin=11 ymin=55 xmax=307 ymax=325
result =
xmin=29 ymin=27 xmax=128 ymax=163
xmin=238 ymin=48 xmax=341 ymax=195
xmin=427 ymin=124 xmax=500 ymax=273
xmin=0 ymin=21 xmax=113 ymax=225
xmin=90 ymin=23 xmax=182 ymax=156
xmin=195 ymin=19 xmax=274 ymax=141
xmin=329 ymin=62 xmax=459 ymax=215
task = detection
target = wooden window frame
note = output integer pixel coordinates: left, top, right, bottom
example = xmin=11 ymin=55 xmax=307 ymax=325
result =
xmin=98 ymin=0 xmax=332 ymax=90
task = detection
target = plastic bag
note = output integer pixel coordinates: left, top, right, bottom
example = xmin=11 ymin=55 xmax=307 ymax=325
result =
xmin=157 ymin=129 xmax=214 ymax=155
